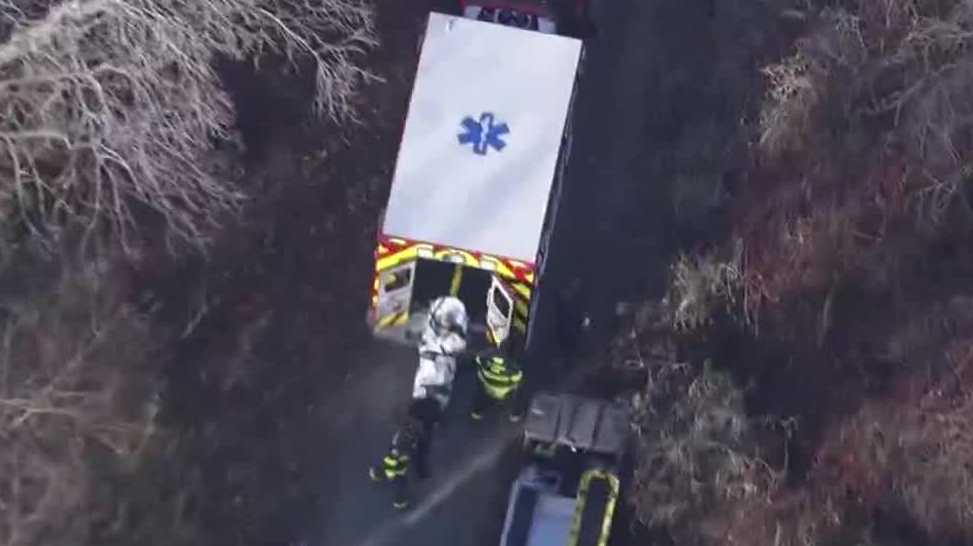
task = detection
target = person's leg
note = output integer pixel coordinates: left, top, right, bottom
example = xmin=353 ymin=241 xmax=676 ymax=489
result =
xmin=392 ymin=474 xmax=411 ymax=510
xmin=415 ymin=425 xmax=432 ymax=480
xmin=508 ymin=383 xmax=528 ymax=422
xmin=471 ymin=381 xmax=493 ymax=420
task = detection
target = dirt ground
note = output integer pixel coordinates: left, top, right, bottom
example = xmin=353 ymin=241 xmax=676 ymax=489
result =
xmin=132 ymin=0 xmax=778 ymax=544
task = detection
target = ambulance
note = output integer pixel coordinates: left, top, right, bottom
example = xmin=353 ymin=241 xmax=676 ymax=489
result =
xmin=368 ymin=11 xmax=583 ymax=355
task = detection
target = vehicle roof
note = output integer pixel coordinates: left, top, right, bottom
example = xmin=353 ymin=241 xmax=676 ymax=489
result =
xmin=524 ymin=393 xmax=631 ymax=456
xmin=381 ymin=12 xmax=582 ymax=263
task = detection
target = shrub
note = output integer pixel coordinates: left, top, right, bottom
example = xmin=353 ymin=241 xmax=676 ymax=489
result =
xmin=631 ymin=360 xmax=779 ymax=541
xmin=891 ymin=336 xmax=973 ymax=542
xmin=758 ymin=0 xmax=973 ymax=225
xmin=668 ymin=242 xmax=745 ymax=331
xmin=0 ymin=256 xmax=167 ymax=546
xmin=632 ymin=1 xmax=973 ymax=544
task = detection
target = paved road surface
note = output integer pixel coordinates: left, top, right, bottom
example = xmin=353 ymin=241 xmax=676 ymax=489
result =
xmin=313 ymin=0 xmax=677 ymax=544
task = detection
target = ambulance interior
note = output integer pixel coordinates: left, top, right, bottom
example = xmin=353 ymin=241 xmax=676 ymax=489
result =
xmin=377 ymin=257 xmax=515 ymax=349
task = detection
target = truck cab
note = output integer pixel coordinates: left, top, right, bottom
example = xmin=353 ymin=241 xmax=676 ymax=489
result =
xmin=462 ymin=1 xmax=559 ymax=34
xmin=461 ymin=0 xmax=592 ymax=36
xmin=499 ymin=393 xmax=631 ymax=546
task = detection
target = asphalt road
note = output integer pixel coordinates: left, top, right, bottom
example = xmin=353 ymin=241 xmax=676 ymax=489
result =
xmin=313 ymin=0 xmax=676 ymax=544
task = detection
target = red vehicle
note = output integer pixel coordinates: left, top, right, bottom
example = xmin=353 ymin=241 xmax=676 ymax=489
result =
xmin=459 ymin=0 xmax=593 ymax=37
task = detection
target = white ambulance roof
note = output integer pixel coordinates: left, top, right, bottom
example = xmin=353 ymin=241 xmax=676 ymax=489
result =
xmin=382 ymin=12 xmax=582 ymax=263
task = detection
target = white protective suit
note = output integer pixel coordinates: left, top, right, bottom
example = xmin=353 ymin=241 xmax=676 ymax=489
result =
xmin=412 ymin=296 xmax=469 ymax=411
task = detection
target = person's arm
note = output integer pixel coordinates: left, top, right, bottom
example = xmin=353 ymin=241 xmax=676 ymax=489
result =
xmin=440 ymin=333 xmax=469 ymax=357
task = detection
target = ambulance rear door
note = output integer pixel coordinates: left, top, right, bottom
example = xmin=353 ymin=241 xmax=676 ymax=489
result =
xmin=375 ymin=261 xmax=416 ymax=330
xmin=487 ymin=275 xmax=515 ymax=346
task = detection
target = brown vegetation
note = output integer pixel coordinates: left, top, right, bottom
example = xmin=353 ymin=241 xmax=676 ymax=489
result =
xmin=631 ymin=359 xmax=780 ymax=544
xmin=630 ymin=0 xmax=973 ymax=544
xmin=0 ymin=1 xmax=379 ymax=545
xmin=0 ymin=0 xmax=375 ymax=254
xmin=0 ymin=255 xmax=170 ymax=545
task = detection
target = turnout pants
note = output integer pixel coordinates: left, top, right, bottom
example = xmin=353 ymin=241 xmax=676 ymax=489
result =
xmin=369 ymin=461 xmax=412 ymax=508
xmin=472 ymin=380 xmax=527 ymax=420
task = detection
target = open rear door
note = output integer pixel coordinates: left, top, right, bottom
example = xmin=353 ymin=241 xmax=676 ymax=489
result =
xmin=375 ymin=261 xmax=416 ymax=330
xmin=487 ymin=275 xmax=515 ymax=346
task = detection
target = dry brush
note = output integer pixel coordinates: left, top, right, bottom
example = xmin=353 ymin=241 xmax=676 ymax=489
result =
xmin=631 ymin=358 xmax=782 ymax=544
xmin=629 ymin=2 xmax=973 ymax=543
xmin=0 ymin=0 xmax=376 ymax=254
xmin=0 ymin=259 xmax=166 ymax=546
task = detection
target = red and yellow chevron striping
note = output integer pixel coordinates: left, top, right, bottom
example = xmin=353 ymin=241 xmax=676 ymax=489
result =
xmin=370 ymin=235 xmax=537 ymax=333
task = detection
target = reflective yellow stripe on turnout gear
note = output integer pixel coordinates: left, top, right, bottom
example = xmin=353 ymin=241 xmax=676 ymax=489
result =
xmin=475 ymin=356 xmax=523 ymax=400
xmin=382 ymin=453 xmax=409 ymax=480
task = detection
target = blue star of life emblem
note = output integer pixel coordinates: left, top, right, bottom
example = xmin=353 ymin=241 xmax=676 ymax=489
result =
xmin=457 ymin=112 xmax=510 ymax=156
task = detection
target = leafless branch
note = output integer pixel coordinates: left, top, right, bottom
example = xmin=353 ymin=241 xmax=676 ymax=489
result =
xmin=0 ymin=263 xmax=163 ymax=546
xmin=632 ymin=360 xmax=781 ymax=536
xmin=668 ymin=241 xmax=745 ymax=331
xmin=0 ymin=0 xmax=376 ymax=254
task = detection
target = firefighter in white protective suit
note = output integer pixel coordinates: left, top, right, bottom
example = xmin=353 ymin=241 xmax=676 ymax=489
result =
xmin=370 ymin=296 xmax=469 ymax=510
xmin=413 ymin=296 xmax=469 ymax=412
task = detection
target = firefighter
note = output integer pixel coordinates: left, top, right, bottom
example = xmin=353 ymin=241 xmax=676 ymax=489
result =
xmin=414 ymin=296 xmax=469 ymax=411
xmin=470 ymin=340 xmax=526 ymax=422
xmin=368 ymin=398 xmax=438 ymax=510
xmin=370 ymin=297 xmax=468 ymax=510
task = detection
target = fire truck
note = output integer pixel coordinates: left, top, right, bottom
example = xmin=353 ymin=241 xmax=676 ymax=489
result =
xmin=368 ymin=10 xmax=583 ymax=355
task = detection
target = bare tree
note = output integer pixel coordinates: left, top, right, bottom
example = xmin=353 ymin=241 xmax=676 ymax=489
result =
xmin=0 ymin=261 xmax=164 ymax=546
xmin=0 ymin=0 xmax=376 ymax=254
